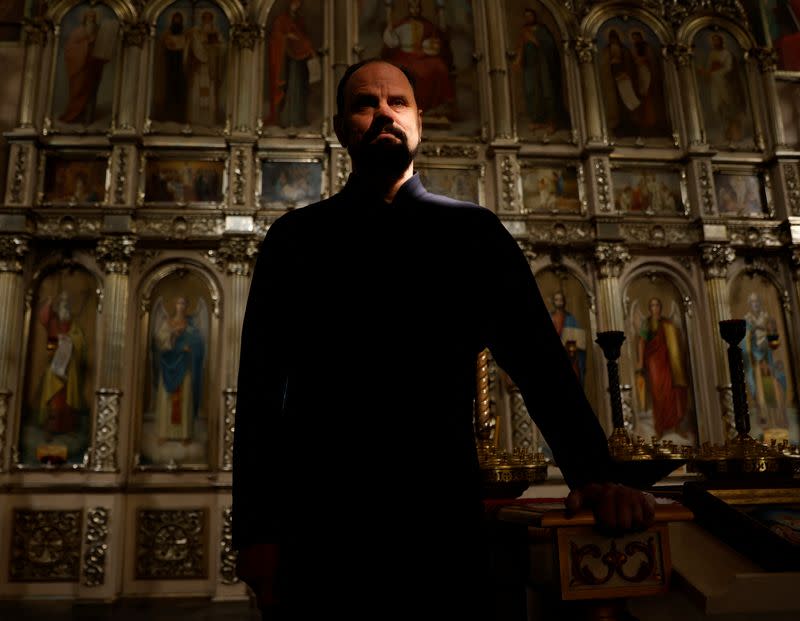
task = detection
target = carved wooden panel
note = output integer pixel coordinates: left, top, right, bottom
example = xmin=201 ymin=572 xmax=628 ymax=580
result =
xmin=135 ymin=509 xmax=207 ymax=580
xmin=9 ymin=510 xmax=82 ymax=582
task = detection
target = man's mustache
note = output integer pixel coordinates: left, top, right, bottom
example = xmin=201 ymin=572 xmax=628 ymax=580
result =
xmin=363 ymin=122 xmax=407 ymax=144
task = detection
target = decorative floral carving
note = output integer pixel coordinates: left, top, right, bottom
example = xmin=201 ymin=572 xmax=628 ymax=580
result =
xmin=750 ymin=46 xmax=777 ymax=72
xmin=420 ymin=144 xmax=478 ymax=158
xmin=594 ymin=243 xmax=631 ymax=279
xmin=0 ymin=236 xmax=30 ymax=273
xmin=729 ymin=225 xmax=781 ymax=248
xmin=36 ymin=216 xmax=102 ymax=238
xmin=209 ymin=237 xmax=259 ymax=276
xmin=572 ymin=37 xmax=595 ymax=64
xmin=700 ymin=244 xmax=735 ymax=279
xmin=136 ymin=509 xmax=207 ymax=579
xmin=783 ymin=163 xmax=800 ymax=216
xmin=499 ymin=156 xmax=520 ymax=212
xmin=697 ymin=161 xmax=715 ymax=215
xmin=620 ymin=223 xmax=699 ymax=246
xmin=23 ymin=18 xmax=50 ymax=46
xmin=569 ymin=537 xmax=658 ymax=586
xmin=663 ymin=0 xmax=747 ymax=30
xmin=220 ymin=507 xmax=239 ymax=584
xmin=232 ymin=147 xmax=246 ymax=206
xmin=666 ymin=43 xmax=693 ymax=68
xmin=96 ymin=236 xmax=136 ymax=275
xmin=528 ymin=221 xmax=593 ymax=244
xmin=10 ymin=510 xmax=82 ymax=581
xmin=593 ymin=158 xmax=611 ymax=212
xmin=743 ymin=255 xmax=781 ymax=276
xmin=223 ymin=388 xmax=236 ymax=471
xmin=9 ymin=144 xmax=27 ymax=204
xmin=122 ymin=21 xmax=148 ymax=48
xmin=232 ymin=22 xmax=260 ymax=50
xmin=114 ymin=147 xmax=128 ymax=205
xmin=82 ymin=508 xmax=109 ymax=587
xmin=334 ymin=150 xmax=351 ymax=193
xmin=92 ymin=388 xmax=121 ymax=472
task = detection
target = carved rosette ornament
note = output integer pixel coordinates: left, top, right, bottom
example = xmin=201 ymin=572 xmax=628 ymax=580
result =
xmin=700 ymin=244 xmax=736 ymax=279
xmin=698 ymin=161 xmax=715 ymax=214
xmin=222 ymin=388 xmax=236 ymax=471
xmin=751 ymin=46 xmax=778 ymax=73
xmin=594 ymin=243 xmax=631 ymax=279
xmin=220 ymin=507 xmax=239 ymax=584
xmin=113 ymin=147 xmax=128 ymax=205
xmin=10 ymin=510 xmax=82 ymax=581
xmin=209 ymin=237 xmax=259 ymax=277
xmin=572 ymin=37 xmax=595 ymax=64
xmin=95 ymin=236 xmax=136 ymax=275
xmin=23 ymin=18 xmax=51 ymax=46
xmin=666 ymin=43 xmax=693 ymax=68
xmin=334 ymin=150 xmax=351 ymax=193
xmin=593 ymin=158 xmax=611 ymax=212
xmin=499 ymin=156 xmax=520 ymax=212
xmin=92 ymin=388 xmax=121 ymax=472
xmin=420 ymin=144 xmax=478 ymax=158
xmin=122 ymin=21 xmax=148 ymax=48
xmin=136 ymin=509 xmax=207 ymax=579
xmin=0 ymin=236 xmax=30 ymax=273
xmin=784 ymin=163 xmax=800 ymax=216
xmin=9 ymin=144 xmax=28 ymax=204
xmin=82 ymin=508 xmax=110 ymax=587
xmin=232 ymin=22 xmax=260 ymax=50
xmin=232 ymin=148 xmax=247 ymax=206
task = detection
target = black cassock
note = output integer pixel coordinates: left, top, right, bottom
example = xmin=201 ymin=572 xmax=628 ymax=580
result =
xmin=233 ymin=173 xmax=614 ymax=619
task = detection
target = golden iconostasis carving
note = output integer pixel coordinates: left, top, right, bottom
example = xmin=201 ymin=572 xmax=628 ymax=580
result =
xmin=0 ymin=0 xmax=799 ymax=475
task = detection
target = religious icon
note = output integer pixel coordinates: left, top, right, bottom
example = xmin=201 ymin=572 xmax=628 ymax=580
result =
xmin=263 ymin=0 xmax=323 ymax=130
xmin=626 ymin=277 xmax=697 ymax=445
xmin=597 ymin=18 xmax=670 ymax=140
xmin=358 ymin=0 xmax=480 ymax=135
xmin=508 ymin=3 xmax=569 ymax=139
xmin=694 ymin=28 xmax=754 ymax=147
xmin=777 ymin=80 xmax=800 ymax=148
xmin=140 ymin=270 xmax=212 ymax=466
xmin=731 ymin=274 xmax=798 ymax=444
xmin=260 ymin=160 xmax=323 ymax=208
xmin=42 ymin=156 xmax=107 ymax=204
xmin=761 ymin=0 xmax=800 ymax=71
xmin=521 ymin=165 xmax=580 ymax=213
xmin=19 ymin=267 xmax=98 ymax=466
xmin=417 ymin=165 xmax=481 ymax=203
xmin=51 ymin=1 xmax=119 ymax=130
xmin=612 ymin=168 xmax=684 ymax=215
xmin=714 ymin=172 xmax=766 ymax=217
xmin=151 ymin=0 xmax=228 ymax=129
xmin=144 ymin=159 xmax=225 ymax=204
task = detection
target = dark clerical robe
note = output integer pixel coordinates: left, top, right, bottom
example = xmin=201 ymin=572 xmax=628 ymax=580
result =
xmin=233 ymin=174 xmax=614 ymax=619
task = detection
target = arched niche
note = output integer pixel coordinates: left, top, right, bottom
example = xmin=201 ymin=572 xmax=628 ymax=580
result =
xmin=728 ymin=267 xmax=799 ymax=445
xmin=621 ymin=264 xmax=701 ymax=446
xmin=504 ymin=0 xmax=576 ymax=142
xmin=258 ymin=0 xmax=326 ymax=134
xmin=144 ymin=0 xmax=244 ymax=133
xmin=681 ymin=16 xmax=761 ymax=150
xmin=132 ymin=260 xmax=222 ymax=469
xmin=17 ymin=259 xmax=103 ymax=467
xmin=582 ymin=2 xmax=676 ymax=146
xmin=45 ymin=0 xmax=130 ymax=133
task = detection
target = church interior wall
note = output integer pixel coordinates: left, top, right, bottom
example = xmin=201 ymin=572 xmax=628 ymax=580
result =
xmin=0 ymin=0 xmax=798 ymax=605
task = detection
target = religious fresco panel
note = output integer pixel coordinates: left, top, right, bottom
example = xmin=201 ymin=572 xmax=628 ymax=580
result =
xmin=260 ymin=159 xmax=323 ymax=209
xmin=139 ymin=269 xmax=213 ymax=467
xmin=19 ymin=267 xmax=99 ymax=466
xmin=730 ymin=273 xmax=799 ymax=444
xmin=714 ymin=171 xmax=768 ymax=217
xmin=143 ymin=157 xmax=226 ymax=204
xmin=504 ymin=0 xmax=570 ymax=142
xmin=776 ymin=79 xmax=800 ymax=147
xmin=520 ymin=163 xmax=581 ymax=214
xmin=262 ymin=0 xmax=325 ymax=133
xmin=693 ymin=27 xmax=755 ymax=148
xmin=51 ymin=1 xmax=120 ymax=132
xmin=417 ymin=165 xmax=481 ymax=203
xmin=597 ymin=18 xmax=672 ymax=141
xmin=358 ymin=0 xmax=480 ymax=136
xmin=41 ymin=154 xmax=108 ymax=205
xmin=612 ymin=167 xmax=686 ymax=215
xmin=150 ymin=0 xmax=229 ymax=131
xmin=624 ymin=275 xmax=698 ymax=446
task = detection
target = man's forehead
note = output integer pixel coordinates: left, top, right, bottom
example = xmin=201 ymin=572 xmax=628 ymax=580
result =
xmin=346 ymin=62 xmax=415 ymax=97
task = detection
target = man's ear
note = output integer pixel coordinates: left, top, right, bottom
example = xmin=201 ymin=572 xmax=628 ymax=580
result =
xmin=333 ymin=114 xmax=347 ymax=148
xmin=417 ymin=109 xmax=423 ymax=141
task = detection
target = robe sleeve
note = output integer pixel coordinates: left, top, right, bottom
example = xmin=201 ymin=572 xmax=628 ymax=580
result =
xmin=232 ymin=217 xmax=292 ymax=549
xmin=482 ymin=212 xmax=616 ymax=490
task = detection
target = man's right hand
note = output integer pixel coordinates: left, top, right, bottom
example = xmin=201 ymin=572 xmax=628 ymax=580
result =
xmin=236 ymin=543 xmax=280 ymax=611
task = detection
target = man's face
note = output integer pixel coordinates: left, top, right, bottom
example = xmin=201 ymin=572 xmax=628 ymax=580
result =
xmin=553 ymin=293 xmax=565 ymax=310
xmin=524 ymin=10 xmax=535 ymax=25
xmin=335 ymin=62 xmax=422 ymax=177
xmin=409 ymin=0 xmax=422 ymax=17
xmin=649 ymin=298 xmax=662 ymax=318
xmin=712 ymin=35 xmax=723 ymax=50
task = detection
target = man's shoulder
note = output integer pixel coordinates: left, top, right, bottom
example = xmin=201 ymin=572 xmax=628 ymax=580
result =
xmin=267 ymin=195 xmax=340 ymax=231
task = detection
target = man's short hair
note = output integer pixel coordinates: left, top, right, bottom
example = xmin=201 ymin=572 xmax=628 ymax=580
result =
xmin=335 ymin=59 xmax=417 ymax=116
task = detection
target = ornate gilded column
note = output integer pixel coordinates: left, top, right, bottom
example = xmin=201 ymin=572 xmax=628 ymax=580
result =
xmin=116 ymin=22 xmax=148 ymax=132
xmin=3 ymin=142 xmax=38 ymax=207
xmin=667 ymin=44 xmax=704 ymax=148
xmin=228 ymin=144 xmax=254 ymax=211
xmin=700 ymin=243 xmax=736 ymax=429
xmin=209 ymin=235 xmax=259 ymax=470
xmin=484 ymin=0 xmax=512 ymax=140
xmin=593 ymin=242 xmax=630 ymax=332
xmin=231 ymin=22 xmax=260 ymax=134
xmin=18 ymin=19 xmax=50 ymax=129
xmin=573 ymin=37 xmax=604 ymax=145
xmin=92 ymin=236 xmax=136 ymax=471
xmin=0 ymin=236 xmax=29 ymax=471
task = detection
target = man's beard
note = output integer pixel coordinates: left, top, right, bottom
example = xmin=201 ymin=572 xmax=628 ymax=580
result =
xmin=349 ymin=123 xmax=417 ymax=177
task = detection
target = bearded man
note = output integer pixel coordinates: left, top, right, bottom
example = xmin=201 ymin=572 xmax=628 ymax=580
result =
xmin=233 ymin=59 xmax=655 ymax=620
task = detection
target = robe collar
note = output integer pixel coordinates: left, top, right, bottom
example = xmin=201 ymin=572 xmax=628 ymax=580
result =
xmin=339 ymin=171 xmax=427 ymax=206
